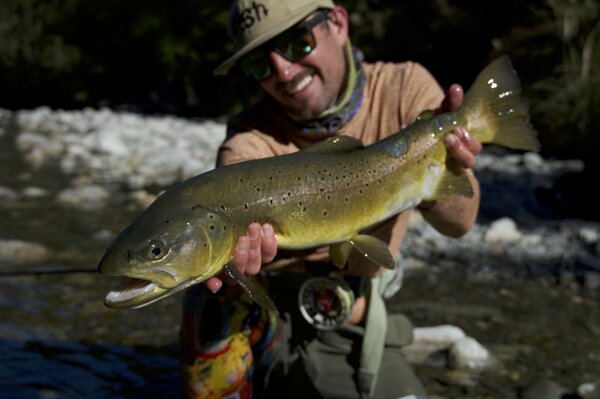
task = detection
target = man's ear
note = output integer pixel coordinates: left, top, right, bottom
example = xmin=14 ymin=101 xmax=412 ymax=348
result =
xmin=328 ymin=6 xmax=349 ymax=45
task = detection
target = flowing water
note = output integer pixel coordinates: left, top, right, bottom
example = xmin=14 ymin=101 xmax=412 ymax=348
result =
xmin=0 ymin=127 xmax=184 ymax=398
xmin=1 ymin=123 xmax=599 ymax=398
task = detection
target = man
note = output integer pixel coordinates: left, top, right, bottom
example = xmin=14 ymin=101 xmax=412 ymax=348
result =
xmin=180 ymin=1 xmax=482 ymax=398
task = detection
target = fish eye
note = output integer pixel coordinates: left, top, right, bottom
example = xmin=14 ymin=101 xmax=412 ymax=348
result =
xmin=145 ymin=240 xmax=167 ymax=260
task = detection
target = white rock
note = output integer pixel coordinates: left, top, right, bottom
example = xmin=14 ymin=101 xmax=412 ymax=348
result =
xmin=578 ymin=227 xmax=599 ymax=245
xmin=22 ymin=186 xmax=50 ymax=198
xmin=0 ymin=239 xmax=54 ymax=264
xmin=578 ymin=382 xmax=600 ymax=399
xmin=16 ymin=131 xmax=64 ymax=167
xmin=413 ymin=325 xmax=466 ymax=345
xmin=484 ymin=217 xmax=522 ymax=242
xmin=55 ymin=184 xmax=111 ymax=210
xmin=449 ymin=336 xmax=498 ymax=371
xmin=523 ymin=152 xmax=544 ymax=172
xmin=85 ymin=128 xmax=129 ymax=156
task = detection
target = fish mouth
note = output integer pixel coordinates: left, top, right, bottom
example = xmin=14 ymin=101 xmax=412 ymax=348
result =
xmin=104 ymin=277 xmax=199 ymax=309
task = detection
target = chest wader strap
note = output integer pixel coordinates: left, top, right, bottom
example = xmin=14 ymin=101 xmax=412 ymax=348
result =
xmin=358 ymin=268 xmax=397 ymax=396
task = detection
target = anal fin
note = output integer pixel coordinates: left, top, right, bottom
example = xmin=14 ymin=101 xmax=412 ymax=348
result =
xmin=330 ymin=241 xmax=353 ymax=268
xmin=430 ymin=161 xmax=473 ymax=200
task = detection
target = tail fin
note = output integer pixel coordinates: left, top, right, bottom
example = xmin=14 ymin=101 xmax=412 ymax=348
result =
xmin=461 ymin=55 xmax=540 ymax=152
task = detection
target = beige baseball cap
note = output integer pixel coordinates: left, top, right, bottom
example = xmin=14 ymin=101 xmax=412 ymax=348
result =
xmin=214 ymin=0 xmax=335 ymax=76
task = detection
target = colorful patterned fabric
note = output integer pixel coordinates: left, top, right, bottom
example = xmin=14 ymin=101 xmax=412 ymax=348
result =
xmin=180 ymin=286 xmax=281 ymax=399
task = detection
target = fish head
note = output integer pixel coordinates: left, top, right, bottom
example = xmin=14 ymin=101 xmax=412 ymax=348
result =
xmin=98 ymin=203 xmax=234 ymax=308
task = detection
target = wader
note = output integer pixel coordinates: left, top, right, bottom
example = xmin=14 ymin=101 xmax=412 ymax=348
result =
xmin=180 ymin=260 xmax=425 ymax=399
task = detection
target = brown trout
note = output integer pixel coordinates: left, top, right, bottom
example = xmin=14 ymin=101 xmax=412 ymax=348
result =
xmin=98 ymin=56 xmax=539 ymax=310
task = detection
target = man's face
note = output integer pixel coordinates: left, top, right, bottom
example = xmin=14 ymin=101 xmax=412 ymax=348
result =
xmin=258 ymin=7 xmax=349 ymax=122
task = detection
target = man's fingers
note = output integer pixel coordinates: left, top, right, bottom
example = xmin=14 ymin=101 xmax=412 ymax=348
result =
xmin=445 ymin=128 xmax=479 ymax=169
xmin=205 ymin=276 xmax=223 ymax=293
xmin=438 ymin=84 xmax=464 ymax=113
xmin=455 ymin=127 xmax=482 ymax=155
xmin=245 ymin=223 xmax=263 ymax=275
xmin=260 ymin=223 xmax=277 ymax=264
xmin=233 ymin=235 xmax=250 ymax=272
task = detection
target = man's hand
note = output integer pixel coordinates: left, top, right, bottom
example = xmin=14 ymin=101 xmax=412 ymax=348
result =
xmin=205 ymin=223 xmax=277 ymax=293
xmin=437 ymin=84 xmax=482 ymax=168
xmin=419 ymin=84 xmax=483 ymax=212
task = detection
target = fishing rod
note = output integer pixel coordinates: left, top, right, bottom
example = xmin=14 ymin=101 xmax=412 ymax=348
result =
xmin=0 ymin=267 xmax=97 ymax=277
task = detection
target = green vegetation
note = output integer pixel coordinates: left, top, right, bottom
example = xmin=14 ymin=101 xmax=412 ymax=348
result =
xmin=0 ymin=0 xmax=598 ymax=158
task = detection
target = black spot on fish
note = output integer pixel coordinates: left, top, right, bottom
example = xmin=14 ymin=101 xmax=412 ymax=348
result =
xmin=244 ymin=204 xmax=249 ymax=210
xmin=323 ymin=211 xmax=328 ymax=216
xmin=210 ymin=225 xmax=215 ymax=230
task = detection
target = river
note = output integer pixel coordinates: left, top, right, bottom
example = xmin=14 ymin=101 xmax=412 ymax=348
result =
xmin=0 ymin=108 xmax=598 ymax=398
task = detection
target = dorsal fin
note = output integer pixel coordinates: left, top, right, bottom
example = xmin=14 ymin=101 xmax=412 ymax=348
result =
xmin=304 ymin=136 xmax=364 ymax=154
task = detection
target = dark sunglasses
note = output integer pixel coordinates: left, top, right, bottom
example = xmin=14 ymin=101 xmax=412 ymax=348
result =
xmin=239 ymin=9 xmax=331 ymax=81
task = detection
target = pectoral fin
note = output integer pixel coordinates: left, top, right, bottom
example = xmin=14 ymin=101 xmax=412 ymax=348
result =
xmin=223 ymin=262 xmax=278 ymax=313
xmin=349 ymin=235 xmax=396 ymax=270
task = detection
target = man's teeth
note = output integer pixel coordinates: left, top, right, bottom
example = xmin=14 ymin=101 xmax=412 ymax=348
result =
xmin=288 ymin=75 xmax=312 ymax=94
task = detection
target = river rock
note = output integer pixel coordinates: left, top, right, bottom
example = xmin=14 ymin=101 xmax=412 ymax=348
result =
xmin=448 ymin=336 xmax=499 ymax=371
xmin=0 ymin=239 xmax=54 ymax=266
xmin=55 ymin=184 xmax=111 ymax=210
xmin=578 ymin=382 xmax=600 ymax=399
xmin=22 ymin=186 xmax=50 ymax=199
xmin=521 ymin=379 xmax=572 ymax=399
xmin=484 ymin=217 xmax=522 ymax=242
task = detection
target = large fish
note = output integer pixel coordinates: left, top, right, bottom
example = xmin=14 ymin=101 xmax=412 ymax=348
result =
xmin=98 ymin=55 xmax=539 ymax=311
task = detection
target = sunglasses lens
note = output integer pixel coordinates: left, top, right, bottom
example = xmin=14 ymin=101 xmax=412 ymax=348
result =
xmin=274 ymin=29 xmax=316 ymax=60
xmin=240 ymin=50 xmax=271 ymax=80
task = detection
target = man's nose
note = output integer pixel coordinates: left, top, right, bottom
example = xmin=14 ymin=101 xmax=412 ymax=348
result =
xmin=269 ymin=51 xmax=297 ymax=81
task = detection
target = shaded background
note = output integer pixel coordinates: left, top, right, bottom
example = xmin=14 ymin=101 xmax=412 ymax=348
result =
xmin=0 ymin=0 xmax=599 ymax=159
